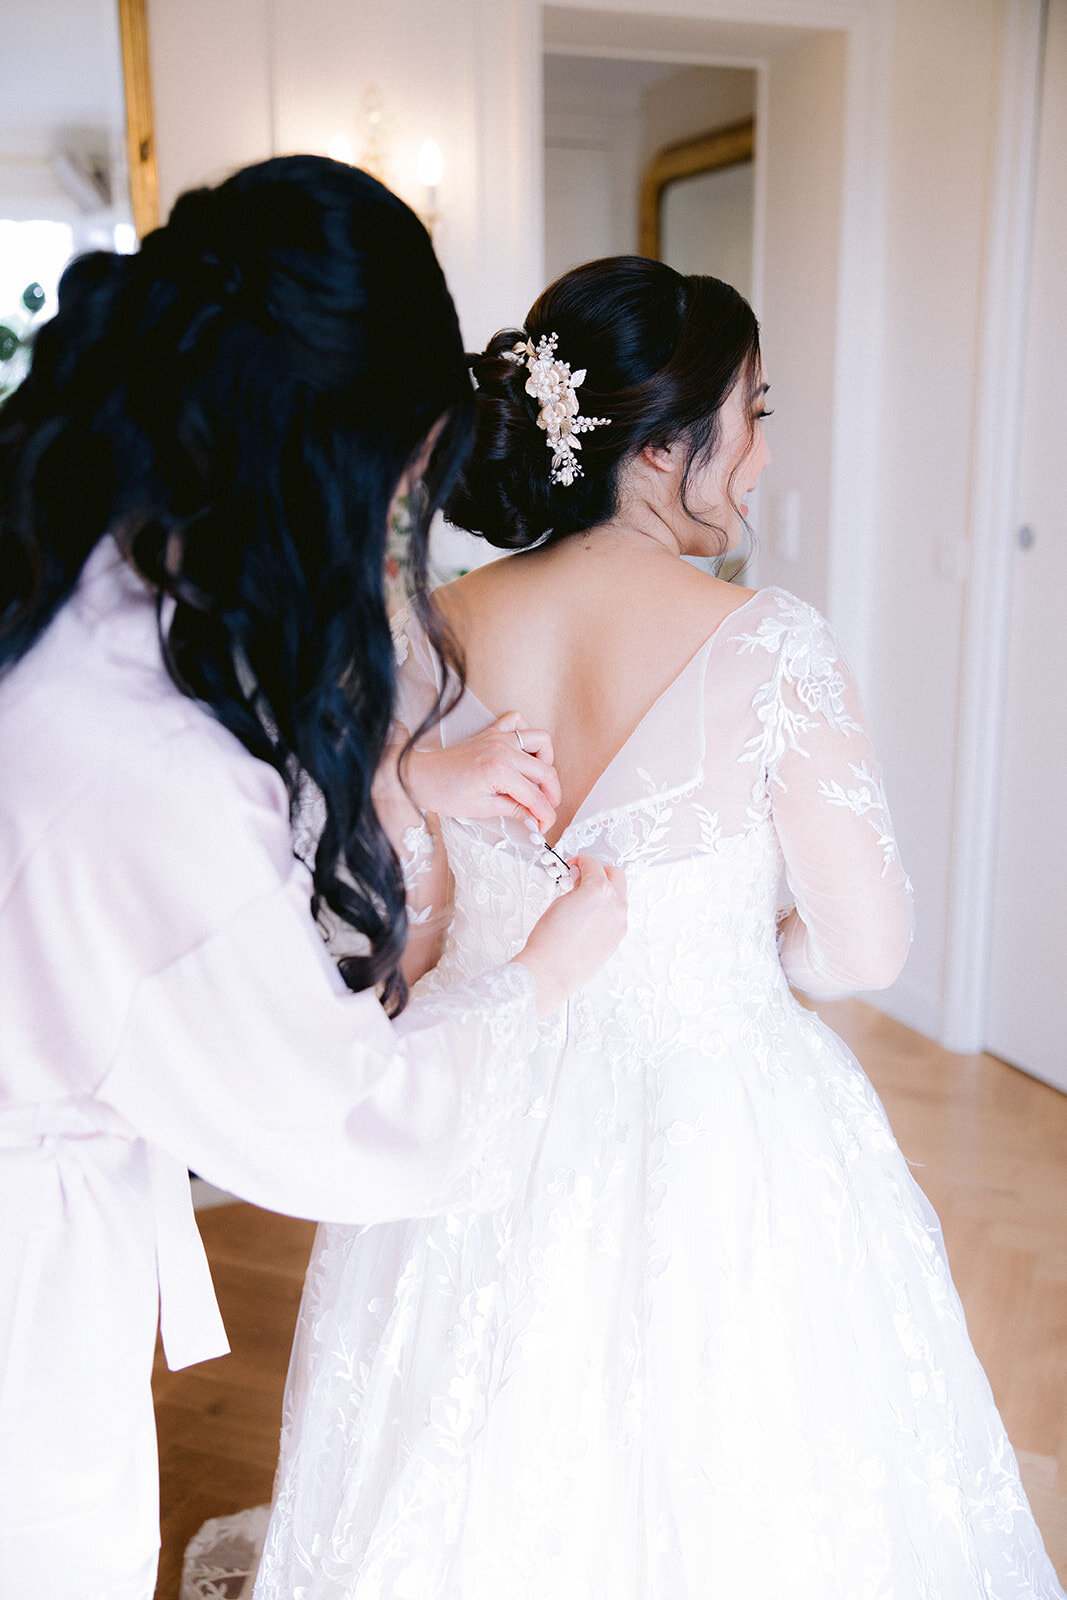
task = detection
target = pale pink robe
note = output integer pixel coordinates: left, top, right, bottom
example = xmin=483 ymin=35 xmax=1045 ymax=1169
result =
xmin=0 ymin=538 xmax=539 ymax=1600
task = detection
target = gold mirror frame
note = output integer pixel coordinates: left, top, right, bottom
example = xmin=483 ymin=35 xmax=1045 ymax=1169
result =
xmin=117 ymin=0 xmax=159 ymax=237
xmin=639 ymin=118 xmax=754 ymax=261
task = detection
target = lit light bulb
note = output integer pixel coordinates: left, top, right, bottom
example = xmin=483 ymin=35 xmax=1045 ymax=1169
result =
xmin=416 ymin=139 xmax=444 ymax=189
xmin=327 ymin=134 xmax=354 ymax=165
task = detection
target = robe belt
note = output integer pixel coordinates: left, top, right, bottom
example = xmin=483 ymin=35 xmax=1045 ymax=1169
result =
xmin=0 ymin=1098 xmax=230 ymax=1371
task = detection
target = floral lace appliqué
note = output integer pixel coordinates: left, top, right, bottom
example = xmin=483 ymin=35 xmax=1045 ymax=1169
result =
xmin=818 ymin=760 xmax=905 ymax=881
xmin=737 ymin=592 xmax=861 ymax=784
xmin=399 ymin=819 xmax=436 ymax=924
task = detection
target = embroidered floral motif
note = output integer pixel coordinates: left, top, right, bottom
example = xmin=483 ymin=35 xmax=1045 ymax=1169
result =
xmin=398 ymin=819 xmax=436 ymax=923
xmin=737 ymin=592 xmax=861 ymax=785
xmin=390 ymin=611 xmax=411 ymax=666
xmin=818 ymin=760 xmax=905 ymax=881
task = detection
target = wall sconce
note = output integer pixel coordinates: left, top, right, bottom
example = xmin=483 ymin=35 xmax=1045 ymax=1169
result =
xmin=324 ymin=119 xmax=443 ymax=239
xmin=326 ymin=89 xmax=392 ymax=181
xmin=416 ymin=138 xmax=443 ymax=238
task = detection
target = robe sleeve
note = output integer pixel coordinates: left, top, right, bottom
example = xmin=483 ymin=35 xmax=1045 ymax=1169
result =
xmin=759 ymin=599 xmax=913 ymax=997
xmin=73 ymin=716 xmax=541 ymax=1227
xmin=98 ymin=871 xmax=538 ymax=1223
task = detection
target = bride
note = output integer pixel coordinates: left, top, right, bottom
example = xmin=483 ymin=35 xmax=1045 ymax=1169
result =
xmin=215 ymin=256 xmax=1061 ymax=1597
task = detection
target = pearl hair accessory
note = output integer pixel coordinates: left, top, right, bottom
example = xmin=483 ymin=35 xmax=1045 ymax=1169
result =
xmin=502 ymin=332 xmax=610 ymax=486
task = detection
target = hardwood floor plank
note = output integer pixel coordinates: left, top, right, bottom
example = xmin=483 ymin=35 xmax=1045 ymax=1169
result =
xmin=1009 ymin=1273 xmax=1067 ymax=1459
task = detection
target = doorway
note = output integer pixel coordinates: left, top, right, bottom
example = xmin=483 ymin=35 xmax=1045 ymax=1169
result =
xmin=540 ymin=9 xmax=851 ymax=613
xmin=543 ymin=55 xmax=756 ymax=294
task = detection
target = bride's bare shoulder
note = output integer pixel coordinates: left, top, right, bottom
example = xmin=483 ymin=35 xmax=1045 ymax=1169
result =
xmin=434 ymin=547 xmax=764 ymax=657
xmin=686 ymin=564 xmax=758 ymax=613
xmin=433 ymin=551 xmax=550 ymax=634
xmin=663 ymin=562 xmax=760 ymax=637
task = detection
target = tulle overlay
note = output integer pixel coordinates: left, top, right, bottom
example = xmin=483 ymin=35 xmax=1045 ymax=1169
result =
xmin=189 ymin=590 xmax=1063 ymax=1599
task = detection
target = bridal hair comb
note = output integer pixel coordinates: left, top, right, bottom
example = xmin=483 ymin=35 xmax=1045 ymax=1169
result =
xmin=502 ymin=332 xmax=610 ymax=486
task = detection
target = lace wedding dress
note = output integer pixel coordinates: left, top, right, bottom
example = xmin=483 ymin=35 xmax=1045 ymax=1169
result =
xmin=184 ymin=587 xmax=1063 ymax=1600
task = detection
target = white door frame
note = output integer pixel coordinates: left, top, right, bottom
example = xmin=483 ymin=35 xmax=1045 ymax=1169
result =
xmin=941 ymin=0 xmax=1047 ymax=1054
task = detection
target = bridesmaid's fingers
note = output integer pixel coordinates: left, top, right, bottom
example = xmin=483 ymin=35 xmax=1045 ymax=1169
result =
xmin=512 ymin=725 xmax=557 ymax=773
xmin=512 ymin=750 xmax=562 ymax=811
xmin=488 ymin=712 xmax=561 ymax=806
xmin=486 ymin=768 xmax=557 ymax=833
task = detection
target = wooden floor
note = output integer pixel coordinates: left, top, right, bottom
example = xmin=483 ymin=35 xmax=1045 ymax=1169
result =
xmin=153 ymin=999 xmax=1067 ymax=1596
xmin=153 ymin=1204 xmax=317 ymax=1597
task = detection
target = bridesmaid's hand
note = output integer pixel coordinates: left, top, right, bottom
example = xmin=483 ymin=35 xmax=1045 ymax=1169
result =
xmin=401 ymin=712 xmax=562 ymax=833
xmin=513 ymin=854 xmax=628 ymax=1016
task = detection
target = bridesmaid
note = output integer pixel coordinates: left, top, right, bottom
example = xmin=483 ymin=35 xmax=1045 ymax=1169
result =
xmin=0 ymin=155 xmax=625 ymax=1600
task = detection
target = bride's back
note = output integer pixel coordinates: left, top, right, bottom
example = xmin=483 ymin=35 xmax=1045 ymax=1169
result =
xmin=398 ymin=560 xmax=909 ymax=1026
xmin=436 ymin=541 xmax=755 ymax=847
xmin=408 ymin=257 xmax=906 ymax=993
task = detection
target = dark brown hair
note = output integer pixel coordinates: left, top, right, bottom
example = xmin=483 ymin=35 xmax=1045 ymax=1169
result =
xmin=0 ymin=155 xmax=474 ymax=1012
xmin=446 ymin=254 xmax=760 ymax=550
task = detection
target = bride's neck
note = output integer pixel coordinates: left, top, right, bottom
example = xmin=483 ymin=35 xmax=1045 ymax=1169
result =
xmin=571 ymin=502 xmax=685 ymax=560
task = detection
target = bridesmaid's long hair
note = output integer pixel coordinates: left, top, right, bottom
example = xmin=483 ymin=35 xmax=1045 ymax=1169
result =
xmin=0 ymin=154 xmax=474 ymax=1011
xmin=448 ymin=254 xmax=761 ymax=551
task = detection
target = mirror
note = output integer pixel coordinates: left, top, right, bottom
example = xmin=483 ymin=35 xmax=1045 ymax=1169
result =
xmin=0 ymin=0 xmax=158 ymax=394
xmin=640 ymin=120 xmax=756 ymax=580
xmin=640 ymin=119 xmax=754 ymax=296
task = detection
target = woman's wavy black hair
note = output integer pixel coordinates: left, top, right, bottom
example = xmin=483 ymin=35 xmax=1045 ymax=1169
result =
xmin=0 ymin=154 xmax=474 ymax=1011
xmin=447 ymin=254 xmax=760 ymax=550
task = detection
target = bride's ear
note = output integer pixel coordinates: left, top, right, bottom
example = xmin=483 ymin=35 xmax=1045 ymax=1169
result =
xmin=639 ymin=440 xmax=681 ymax=476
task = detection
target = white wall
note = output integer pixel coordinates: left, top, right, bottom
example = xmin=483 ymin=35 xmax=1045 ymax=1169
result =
xmin=143 ymin=0 xmax=1025 ymax=1049
xmin=147 ymin=0 xmax=273 ymax=218
xmin=543 ymin=56 xmax=660 ymax=278
xmin=754 ymin=29 xmax=846 ymax=613
xmin=0 ymin=0 xmax=129 ymax=231
xmin=864 ymin=0 xmax=1006 ymax=1036
xmin=147 ymin=0 xmax=544 ymax=350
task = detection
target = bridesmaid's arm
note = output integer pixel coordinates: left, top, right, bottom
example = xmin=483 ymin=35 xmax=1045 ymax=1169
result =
xmin=48 ymin=723 xmax=544 ymax=1226
xmin=98 ymin=859 xmax=540 ymax=1225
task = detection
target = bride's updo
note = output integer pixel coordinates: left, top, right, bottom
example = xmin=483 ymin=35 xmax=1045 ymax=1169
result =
xmin=447 ymin=254 xmax=760 ymax=550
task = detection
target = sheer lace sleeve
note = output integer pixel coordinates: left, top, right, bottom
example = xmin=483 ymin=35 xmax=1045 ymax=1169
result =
xmin=380 ymin=606 xmax=455 ymax=984
xmin=382 ymin=796 xmax=453 ymax=986
xmin=741 ymin=593 xmax=913 ymax=997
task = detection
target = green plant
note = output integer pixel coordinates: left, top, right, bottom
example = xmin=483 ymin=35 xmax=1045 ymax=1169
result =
xmin=0 ymin=282 xmax=46 ymax=401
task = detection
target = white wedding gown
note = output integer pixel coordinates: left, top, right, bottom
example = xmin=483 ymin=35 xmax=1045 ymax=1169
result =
xmin=184 ymin=587 xmax=1063 ymax=1600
